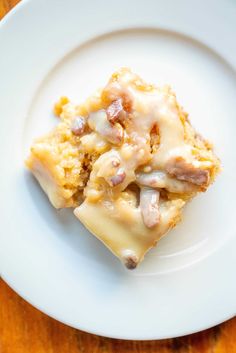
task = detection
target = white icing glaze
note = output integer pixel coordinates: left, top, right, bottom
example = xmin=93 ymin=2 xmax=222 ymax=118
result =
xmin=106 ymin=69 xmax=194 ymax=170
xmin=75 ymin=69 xmax=209 ymax=267
xmin=74 ymin=197 xmax=184 ymax=267
xmin=27 ymin=69 xmax=219 ymax=268
xmin=28 ymin=69 xmax=217 ymax=269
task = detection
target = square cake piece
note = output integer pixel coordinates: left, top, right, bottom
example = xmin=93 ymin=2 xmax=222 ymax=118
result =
xmin=26 ymin=68 xmax=220 ymax=269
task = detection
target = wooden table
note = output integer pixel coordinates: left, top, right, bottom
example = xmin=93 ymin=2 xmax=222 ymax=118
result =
xmin=0 ymin=1 xmax=236 ymax=352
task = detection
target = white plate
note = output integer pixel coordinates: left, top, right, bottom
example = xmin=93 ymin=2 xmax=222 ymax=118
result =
xmin=0 ymin=0 xmax=236 ymax=340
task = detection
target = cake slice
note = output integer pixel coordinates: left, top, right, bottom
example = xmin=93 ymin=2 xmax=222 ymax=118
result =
xmin=26 ymin=68 xmax=220 ymax=268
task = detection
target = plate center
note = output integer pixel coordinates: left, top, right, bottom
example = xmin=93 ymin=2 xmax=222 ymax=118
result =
xmin=25 ymin=28 xmax=236 ymax=275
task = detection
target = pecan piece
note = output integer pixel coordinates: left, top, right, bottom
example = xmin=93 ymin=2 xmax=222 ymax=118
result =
xmin=121 ymin=250 xmax=138 ymax=270
xmin=110 ymin=168 xmax=126 ymax=186
xmin=71 ymin=116 xmax=86 ymax=136
xmin=88 ymin=110 xmax=123 ymax=145
xmin=106 ymin=98 xmax=126 ymax=124
xmin=140 ymin=187 xmax=160 ymax=228
xmin=166 ymin=157 xmax=210 ymax=186
xmin=136 ymin=170 xmax=197 ymax=193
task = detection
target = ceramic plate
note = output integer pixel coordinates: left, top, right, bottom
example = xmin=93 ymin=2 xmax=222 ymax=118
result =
xmin=0 ymin=0 xmax=235 ymax=340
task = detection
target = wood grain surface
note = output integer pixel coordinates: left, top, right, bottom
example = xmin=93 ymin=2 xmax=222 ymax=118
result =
xmin=0 ymin=1 xmax=236 ymax=352
xmin=0 ymin=280 xmax=235 ymax=353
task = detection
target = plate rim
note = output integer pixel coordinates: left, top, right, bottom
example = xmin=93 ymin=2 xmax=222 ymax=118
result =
xmin=0 ymin=0 xmax=236 ymax=340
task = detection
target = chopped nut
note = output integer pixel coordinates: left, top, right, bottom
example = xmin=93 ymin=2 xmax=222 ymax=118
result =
xmin=88 ymin=110 xmax=124 ymax=145
xmin=120 ymin=92 xmax=133 ymax=113
xmin=140 ymin=187 xmax=160 ymax=228
xmin=103 ymin=85 xmax=133 ymax=113
xmin=105 ymin=123 xmax=124 ymax=145
xmin=122 ymin=250 xmax=138 ymax=269
xmin=136 ymin=170 xmax=197 ymax=193
xmin=166 ymin=157 xmax=210 ymax=186
xmin=96 ymin=152 xmax=126 ymax=187
xmin=110 ymin=168 xmax=126 ymax=186
xmin=106 ymin=98 xmax=126 ymax=124
xmin=71 ymin=116 xmax=86 ymax=136
xmin=124 ymin=256 xmax=138 ymax=269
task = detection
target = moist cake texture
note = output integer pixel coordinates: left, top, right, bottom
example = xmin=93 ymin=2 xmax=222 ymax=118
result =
xmin=26 ymin=68 xmax=220 ymax=269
